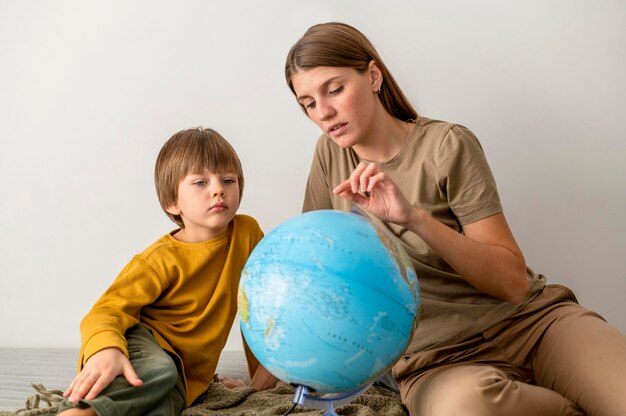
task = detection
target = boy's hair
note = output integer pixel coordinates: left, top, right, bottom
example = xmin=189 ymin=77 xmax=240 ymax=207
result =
xmin=155 ymin=127 xmax=244 ymax=227
xmin=285 ymin=22 xmax=417 ymax=122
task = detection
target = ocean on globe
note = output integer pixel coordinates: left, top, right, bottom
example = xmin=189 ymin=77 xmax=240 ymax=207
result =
xmin=238 ymin=209 xmax=420 ymax=393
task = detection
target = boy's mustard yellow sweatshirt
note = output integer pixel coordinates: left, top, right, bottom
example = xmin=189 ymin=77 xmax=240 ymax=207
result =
xmin=79 ymin=214 xmax=263 ymax=406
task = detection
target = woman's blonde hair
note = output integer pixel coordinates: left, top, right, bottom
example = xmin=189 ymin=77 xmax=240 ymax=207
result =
xmin=154 ymin=128 xmax=244 ymax=227
xmin=285 ymin=22 xmax=417 ymax=121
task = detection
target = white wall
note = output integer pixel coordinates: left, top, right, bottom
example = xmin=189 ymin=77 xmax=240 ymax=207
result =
xmin=1 ymin=0 xmax=624 ymax=350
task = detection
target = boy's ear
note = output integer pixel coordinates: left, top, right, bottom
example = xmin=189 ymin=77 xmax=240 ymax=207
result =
xmin=166 ymin=204 xmax=181 ymax=216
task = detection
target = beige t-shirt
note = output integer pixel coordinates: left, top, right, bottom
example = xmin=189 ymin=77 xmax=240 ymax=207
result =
xmin=302 ymin=117 xmax=545 ymax=352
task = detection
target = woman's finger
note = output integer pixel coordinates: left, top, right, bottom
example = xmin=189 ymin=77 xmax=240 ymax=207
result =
xmin=333 ymin=179 xmax=352 ymax=195
xmin=357 ymin=162 xmax=378 ymax=194
xmin=349 ymin=162 xmax=370 ymax=193
xmin=366 ymin=171 xmax=387 ymax=193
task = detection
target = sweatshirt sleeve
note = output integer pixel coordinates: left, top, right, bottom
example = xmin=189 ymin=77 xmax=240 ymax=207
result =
xmin=78 ymin=256 xmax=167 ymax=368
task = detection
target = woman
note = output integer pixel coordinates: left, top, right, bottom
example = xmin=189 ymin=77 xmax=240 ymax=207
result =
xmin=284 ymin=22 xmax=626 ymax=416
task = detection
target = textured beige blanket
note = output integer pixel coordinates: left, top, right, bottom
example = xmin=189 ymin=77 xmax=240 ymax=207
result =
xmin=2 ymin=382 xmax=406 ymax=416
xmin=184 ymin=382 xmax=406 ymax=416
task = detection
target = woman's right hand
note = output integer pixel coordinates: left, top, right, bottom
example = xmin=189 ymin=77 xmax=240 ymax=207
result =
xmin=333 ymin=160 xmax=528 ymax=304
xmin=63 ymin=347 xmax=143 ymax=403
xmin=333 ymin=161 xmax=417 ymax=226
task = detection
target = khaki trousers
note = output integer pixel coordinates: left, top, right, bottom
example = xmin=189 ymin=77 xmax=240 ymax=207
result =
xmin=393 ymin=285 xmax=626 ymax=416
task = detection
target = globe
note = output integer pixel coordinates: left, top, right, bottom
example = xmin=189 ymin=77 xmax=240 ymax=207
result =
xmin=238 ymin=209 xmax=420 ymax=393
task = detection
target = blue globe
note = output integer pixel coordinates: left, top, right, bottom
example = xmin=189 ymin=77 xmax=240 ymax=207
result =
xmin=238 ymin=209 xmax=419 ymax=393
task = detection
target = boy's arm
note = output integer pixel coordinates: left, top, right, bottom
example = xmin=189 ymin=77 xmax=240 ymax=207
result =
xmin=79 ymin=256 xmax=166 ymax=367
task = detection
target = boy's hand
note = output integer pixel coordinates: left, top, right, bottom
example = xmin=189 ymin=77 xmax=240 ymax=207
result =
xmin=63 ymin=347 xmax=143 ymax=403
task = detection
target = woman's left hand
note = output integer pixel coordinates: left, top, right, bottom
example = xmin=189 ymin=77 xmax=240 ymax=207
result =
xmin=333 ymin=161 xmax=415 ymax=226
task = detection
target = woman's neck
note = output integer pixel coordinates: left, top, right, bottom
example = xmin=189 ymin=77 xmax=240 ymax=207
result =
xmin=353 ymin=113 xmax=413 ymax=163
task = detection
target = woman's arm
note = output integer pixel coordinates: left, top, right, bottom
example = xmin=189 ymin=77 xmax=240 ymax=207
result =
xmin=334 ymin=161 xmax=529 ymax=304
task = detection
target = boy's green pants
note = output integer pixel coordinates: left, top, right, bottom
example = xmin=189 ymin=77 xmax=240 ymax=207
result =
xmin=57 ymin=324 xmax=186 ymax=415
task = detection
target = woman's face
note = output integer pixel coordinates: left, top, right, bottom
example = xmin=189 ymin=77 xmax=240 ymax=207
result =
xmin=290 ymin=64 xmax=381 ymax=149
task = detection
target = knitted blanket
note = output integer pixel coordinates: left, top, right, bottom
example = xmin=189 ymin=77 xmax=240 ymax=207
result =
xmin=1 ymin=382 xmax=407 ymax=416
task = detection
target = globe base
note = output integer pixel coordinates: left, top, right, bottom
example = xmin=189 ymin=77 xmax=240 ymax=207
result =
xmin=291 ymin=383 xmax=373 ymax=415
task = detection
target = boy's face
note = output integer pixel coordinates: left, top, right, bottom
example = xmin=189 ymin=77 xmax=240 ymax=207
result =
xmin=166 ymin=169 xmax=240 ymax=242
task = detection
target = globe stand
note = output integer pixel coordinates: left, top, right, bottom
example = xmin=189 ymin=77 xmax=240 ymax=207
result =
xmin=291 ymin=383 xmax=372 ymax=416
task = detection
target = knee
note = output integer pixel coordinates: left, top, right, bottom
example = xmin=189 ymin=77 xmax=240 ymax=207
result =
xmin=134 ymin=350 xmax=180 ymax=393
xmin=150 ymin=353 xmax=179 ymax=389
xmin=408 ymin=365 xmax=513 ymax=416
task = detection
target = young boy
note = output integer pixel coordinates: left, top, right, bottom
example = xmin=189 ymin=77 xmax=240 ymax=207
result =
xmin=58 ymin=128 xmax=276 ymax=415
